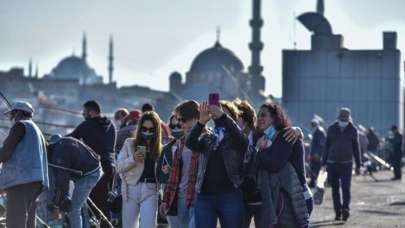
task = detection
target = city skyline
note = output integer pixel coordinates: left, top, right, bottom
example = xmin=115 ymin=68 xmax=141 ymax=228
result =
xmin=1 ymin=0 xmax=405 ymax=97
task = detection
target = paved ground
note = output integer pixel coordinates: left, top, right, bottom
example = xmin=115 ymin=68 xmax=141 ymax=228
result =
xmin=310 ymin=170 xmax=405 ymax=228
xmin=155 ymin=170 xmax=405 ymax=228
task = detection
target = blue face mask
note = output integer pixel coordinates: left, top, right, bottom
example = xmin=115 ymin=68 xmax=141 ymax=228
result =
xmin=264 ymin=127 xmax=276 ymax=140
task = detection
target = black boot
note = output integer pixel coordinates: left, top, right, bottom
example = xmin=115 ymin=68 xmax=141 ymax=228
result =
xmin=342 ymin=209 xmax=350 ymax=221
xmin=335 ymin=209 xmax=342 ymax=221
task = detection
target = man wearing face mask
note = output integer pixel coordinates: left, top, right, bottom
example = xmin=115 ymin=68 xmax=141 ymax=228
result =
xmin=0 ymin=101 xmax=49 ymax=228
xmin=160 ymin=100 xmax=200 ymax=228
xmin=322 ymin=107 xmax=361 ymax=222
xmin=68 ymin=100 xmax=116 ymax=227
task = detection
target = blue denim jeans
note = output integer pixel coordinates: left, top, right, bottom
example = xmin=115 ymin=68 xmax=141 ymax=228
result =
xmin=167 ymin=194 xmax=195 ymax=228
xmin=195 ymin=190 xmax=245 ymax=228
xmin=70 ymin=169 xmax=101 ymax=228
xmin=327 ymin=163 xmax=352 ymax=213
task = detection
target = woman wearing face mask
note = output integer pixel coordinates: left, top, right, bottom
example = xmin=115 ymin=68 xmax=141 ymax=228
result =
xmin=159 ymin=100 xmax=200 ymax=228
xmin=255 ymin=103 xmax=311 ymax=228
xmin=233 ymin=100 xmax=304 ymax=228
xmin=116 ymin=111 xmax=162 ymax=228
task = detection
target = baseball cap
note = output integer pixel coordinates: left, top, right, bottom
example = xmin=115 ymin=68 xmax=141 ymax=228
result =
xmin=3 ymin=101 xmax=34 ymax=116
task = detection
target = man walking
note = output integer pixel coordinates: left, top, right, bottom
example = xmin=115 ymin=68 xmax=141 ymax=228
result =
xmin=323 ymin=107 xmax=361 ymax=221
xmin=0 ymin=101 xmax=49 ymax=228
xmin=309 ymin=118 xmax=326 ymax=188
xmin=69 ymin=100 xmax=116 ymax=227
xmin=388 ymin=125 xmax=402 ymax=180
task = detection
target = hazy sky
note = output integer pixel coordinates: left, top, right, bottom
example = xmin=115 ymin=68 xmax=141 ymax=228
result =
xmin=1 ymin=0 xmax=405 ymax=97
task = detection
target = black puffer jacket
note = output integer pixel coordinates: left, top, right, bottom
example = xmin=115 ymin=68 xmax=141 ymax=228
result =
xmin=186 ymin=114 xmax=248 ymax=193
xmin=69 ymin=116 xmax=116 ymax=174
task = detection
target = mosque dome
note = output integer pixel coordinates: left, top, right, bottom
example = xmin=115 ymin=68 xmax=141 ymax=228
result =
xmin=51 ymin=55 xmax=94 ymax=79
xmin=189 ymin=41 xmax=244 ymax=74
xmin=49 ymin=54 xmax=102 ymax=84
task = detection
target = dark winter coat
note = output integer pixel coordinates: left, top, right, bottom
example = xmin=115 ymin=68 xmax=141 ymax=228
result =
xmin=69 ymin=116 xmax=116 ymax=174
xmin=323 ymin=122 xmax=361 ymax=168
xmin=186 ymin=114 xmax=248 ymax=193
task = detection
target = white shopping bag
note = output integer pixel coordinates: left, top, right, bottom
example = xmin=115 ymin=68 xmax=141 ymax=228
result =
xmin=313 ymin=169 xmax=328 ymax=205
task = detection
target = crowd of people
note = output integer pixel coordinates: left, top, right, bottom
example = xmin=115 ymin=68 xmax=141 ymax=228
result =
xmin=0 ymin=95 xmax=403 ymax=228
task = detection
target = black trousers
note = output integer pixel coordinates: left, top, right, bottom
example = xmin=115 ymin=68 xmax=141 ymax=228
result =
xmin=89 ymin=172 xmax=113 ymax=228
xmin=6 ymin=182 xmax=42 ymax=228
xmin=392 ymin=159 xmax=402 ymax=179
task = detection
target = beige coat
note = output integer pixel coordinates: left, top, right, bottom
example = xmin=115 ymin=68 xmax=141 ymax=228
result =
xmin=116 ymin=138 xmax=146 ymax=200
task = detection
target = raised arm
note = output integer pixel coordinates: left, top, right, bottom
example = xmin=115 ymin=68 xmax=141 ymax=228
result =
xmin=222 ymin=114 xmax=248 ymax=150
xmin=185 ymin=122 xmax=206 ymax=153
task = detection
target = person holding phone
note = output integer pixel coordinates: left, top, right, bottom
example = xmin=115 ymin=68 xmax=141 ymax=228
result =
xmin=186 ymin=96 xmax=248 ymax=228
xmin=116 ymin=111 xmax=162 ymax=228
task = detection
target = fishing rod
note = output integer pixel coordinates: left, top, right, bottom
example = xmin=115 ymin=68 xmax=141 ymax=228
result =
xmin=37 ymin=106 xmax=82 ymax=117
xmin=0 ymin=92 xmax=11 ymax=109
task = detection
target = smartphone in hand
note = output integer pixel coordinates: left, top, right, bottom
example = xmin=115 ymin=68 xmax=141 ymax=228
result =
xmin=208 ymin=93 xmax=220 ymax=106
xmin=136 ymin=145 xmax=147 ymax=156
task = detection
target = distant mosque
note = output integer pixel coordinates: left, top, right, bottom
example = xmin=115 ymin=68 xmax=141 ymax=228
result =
xmin=167 ymin=0 xmax=267 ymax=106
xmin=1 ymin=0 xmax=269 ymax=120
xmin=42 ymin=34 xmax=114 ymax=86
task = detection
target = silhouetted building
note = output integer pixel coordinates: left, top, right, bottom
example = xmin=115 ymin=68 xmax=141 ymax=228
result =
xmin=282 ymin=0 xmax=403 ymax=133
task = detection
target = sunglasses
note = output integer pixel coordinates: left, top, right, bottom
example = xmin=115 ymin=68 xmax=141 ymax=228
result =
xmin=141 ymin=126 xmax=155 ymax=132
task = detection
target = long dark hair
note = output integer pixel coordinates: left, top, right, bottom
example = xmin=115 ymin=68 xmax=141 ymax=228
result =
xmin=260 ymin=103 xmax=291 ymax=131
xmin=133 ymin=111 xmax=162 ymax=161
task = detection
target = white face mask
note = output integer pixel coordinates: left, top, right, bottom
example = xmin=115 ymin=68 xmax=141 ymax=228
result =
xmin=113 ymin=120 xmax=122 ymax=128
xmin=338 ymin=121 xmax=349 ymax=128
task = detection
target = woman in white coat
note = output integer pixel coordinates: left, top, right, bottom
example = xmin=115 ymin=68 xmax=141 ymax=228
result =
xmin=116 ymin=111 xmax=163 ymax=228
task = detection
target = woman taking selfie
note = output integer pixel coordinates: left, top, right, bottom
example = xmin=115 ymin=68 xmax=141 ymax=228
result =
xmin=116 ymin=111 xmax=162 ymax=228
xmin=186 ymin=100 xmax=247 ymax=228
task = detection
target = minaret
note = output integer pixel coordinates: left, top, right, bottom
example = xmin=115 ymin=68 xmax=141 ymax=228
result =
xmin=108 ymin=35 xmax=114 ymax=84
xmin=28 ymin=58 xmax=33 ymax=78
xmin=317 ymin=0 xmax=325 ymax=15
xmin=249 ymin=0 xmax=265 ymax=92
xmin=35 ymin=65 xmax=39 ymax=79
xmin=216 ymin=27 xmax=221 ymax=43
xmin=82 ymin=33 xmax=87 ymax=62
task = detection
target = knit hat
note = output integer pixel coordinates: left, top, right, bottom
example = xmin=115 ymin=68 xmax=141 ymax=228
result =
xmin=125 ymin=109 xmax=141 ymax=122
